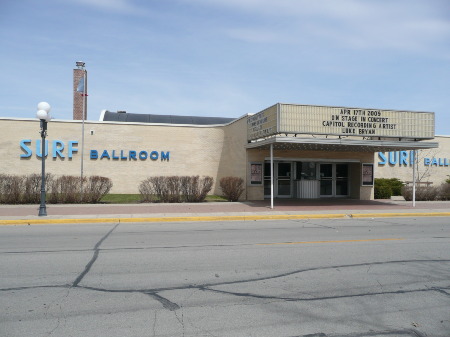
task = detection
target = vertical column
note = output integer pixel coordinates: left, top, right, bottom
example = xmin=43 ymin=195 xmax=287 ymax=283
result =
xmin=270 ymin=143 xmax=274 ymax=209
xmin=73 ymin=68 xmax=86 ymax=120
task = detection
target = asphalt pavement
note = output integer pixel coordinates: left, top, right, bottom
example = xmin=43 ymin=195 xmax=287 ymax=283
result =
xmin=1 ymin=198 xmax=450 ymax=224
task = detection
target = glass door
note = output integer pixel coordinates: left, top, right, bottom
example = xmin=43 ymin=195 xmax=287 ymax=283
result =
xmin=277 ymin=162 xmax=292 ymax=197
xmin=319 ymin=163 xmax=349 ymax=197
xmin=319 ymin=164 xmax=333 ymax=196
xmin=264 ymin=162 xmax=272 ymax=197
xmin=336 ymin=164 xmax=349 ymax=196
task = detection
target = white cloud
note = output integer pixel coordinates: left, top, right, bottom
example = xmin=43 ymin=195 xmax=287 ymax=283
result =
xmin=66 ymin=0 xmax=142 ymax=14
xmin=190 ymin=0 xmax=450 ymax=55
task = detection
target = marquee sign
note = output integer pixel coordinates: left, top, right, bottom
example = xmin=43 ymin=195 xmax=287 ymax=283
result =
xmin=247 ymin=103 xmax=435 ymax=141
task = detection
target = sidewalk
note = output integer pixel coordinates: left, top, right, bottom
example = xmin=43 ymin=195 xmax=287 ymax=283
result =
xmin=1 ymin=199 xmax=449 ymax=225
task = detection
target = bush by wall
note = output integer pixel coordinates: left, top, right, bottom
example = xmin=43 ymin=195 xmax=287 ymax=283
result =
xmin=0 ymin=174 xmax=112 ymax=204
xmin=83 ymin=176 xmax=113 ymax=203
xmin=374 ymin=178 xmax=404 ymax=199
xmin=219 ymin=176 xmax=245 ymax=202
xmin=438 ymin=183 xmax=450 ymax=201
xmin=139 ymin=176 xmax=213 ymax=203
xmin=401 ymin=181 xmax=450 ymax=201
xmin=401 ymin=185 xmax=439 ymax=201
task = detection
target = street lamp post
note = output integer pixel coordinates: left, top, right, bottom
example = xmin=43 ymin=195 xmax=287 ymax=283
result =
xmin=36 ymin=102 xmax=52 ymax=216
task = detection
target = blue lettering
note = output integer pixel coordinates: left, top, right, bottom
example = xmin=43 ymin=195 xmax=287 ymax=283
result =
xmin=139 ymin=151 xmax=148 ymax=160
xmin=90 ymin=150 xmax=98 ymax=159
xmin=120 ymin=150 xmax=127 ymax=160
xmin=101 ymin=150 xmax=110 ymax=159
xmin=388 ymin=151 xmax=398 ymax=165
xmin=52 ymin=140 xmax=65 ymax=159
xmin=399 ymin=151 xmax=408 ymax=166
xmin=129 ymin=151 xmax=137 ymax=160
xmin=112 ymin=150 xmax=119 ymax=160
xmin=150 ymin=151 xmax=159 ymax=160
xmin=20 ymin=139 xmax=32 ymax=158
xmin=378 ymin=152 xmax=387 ymax=165
xmin=431 ymin=158 xmax=438 ymax=166
xmin=410 ymin=151 xmax=415 ymax=165
xmin=68 ymin=141 xmax=78 ymax=159
xmin=36 ymin=140 xmax=48 ymax=158
xmin=161 ymin=151 xmax=170 ymax=161
xmin=424 ymin=158 xmax=430 ymax=166
xmin=445 ymin=158 xmax=449 ymax=167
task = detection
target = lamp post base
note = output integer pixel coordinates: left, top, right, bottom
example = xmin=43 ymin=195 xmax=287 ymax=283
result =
xmin=38 ymin=205 xmax=47 ymax=217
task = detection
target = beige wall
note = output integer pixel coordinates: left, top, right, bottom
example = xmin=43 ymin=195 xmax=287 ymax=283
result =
xmin=376 ymin=136 xmax=450 ymax=186
xmin=1 ymin=118 xmax=246 ymax=194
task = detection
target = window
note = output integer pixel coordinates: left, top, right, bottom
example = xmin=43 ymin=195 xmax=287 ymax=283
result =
xmin=296 ymin=162 xmax=316 ymax=180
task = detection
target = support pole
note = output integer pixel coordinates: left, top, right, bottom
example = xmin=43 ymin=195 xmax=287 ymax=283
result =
xmin=270 ymin=143 xmax=274 ymax=209
xmin=38 ymin=120 xmax=47 ymax=216
xmin=412 ymin=150 xmax=416 ymax=207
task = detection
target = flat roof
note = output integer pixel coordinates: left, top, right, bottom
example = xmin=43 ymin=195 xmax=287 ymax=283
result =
xmin=101 ymin=111 xmax=236 ymax=125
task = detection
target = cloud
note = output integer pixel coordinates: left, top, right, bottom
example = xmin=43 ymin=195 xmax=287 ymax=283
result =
xmin=65 ymin=0 xmax=143 ymax=14
xmin=190 ymin=0 xmax=450 ymax=55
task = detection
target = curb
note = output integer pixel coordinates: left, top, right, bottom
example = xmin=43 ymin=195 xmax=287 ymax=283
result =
xmin=0 ymin=212 xmax=450 ymax=225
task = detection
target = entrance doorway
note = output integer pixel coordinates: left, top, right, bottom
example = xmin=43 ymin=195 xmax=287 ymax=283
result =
xmin=264 ymin=162 xmax=293 ymax=198
xmin=264 ymin=161 xmax=349 ymax=198
xmin=277 ymin=162 xmax=292 ymax=197
xmin=319 ymin=163 xmax=349 ymax=197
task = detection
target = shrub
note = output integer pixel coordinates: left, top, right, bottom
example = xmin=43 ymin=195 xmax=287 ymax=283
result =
xmin=83 ymin=176 xmax=113 ymax=203
xmin=374 ymin=184 xmax=392 ymax=199
xmin=0 ymin=174 xmax=24 ymax=204
xmin=22 ymin=173 xmax=42 ymax=204
xmin=438 ymin=183 xmax=450 ymax=201
xmin=401 ymin=185 xmax=439 ymax=201
xmin=374 ymin=178 xmax=404 ymax=199
xmin=139 ymin=176 xmax=213 ymax=203
xmin=219 ymin=176 xmax=245 ymax=202
xmin=0 ymin=174 xmax=111 ymax=204
xmin=139 ymin=178 xmax=156 ymax=202
xmin=48 ymin=175 xmax=84 ymax=203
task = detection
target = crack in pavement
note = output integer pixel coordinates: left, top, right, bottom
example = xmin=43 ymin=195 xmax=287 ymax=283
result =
xmin=2 ymin=259 xmax=449 ymax=315
xmin=3 ymin=259 xmax=450 ymax=295
xmin=146 ymin=293 xmax=180 ymax=311
xmin=202 ymin=285 xmax=450 ymax=302
xmin=72 ymin=223 xmax=119 ymax=287
xmin=294 ymin=328 xmax=427 ymax=337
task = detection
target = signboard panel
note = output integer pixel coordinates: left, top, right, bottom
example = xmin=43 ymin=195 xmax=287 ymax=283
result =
xmin=278 ymin=104 xmax=434 ymax=139
xmin=247 ymin=104 xmax=278 ymax=141
xmin=362 ymin=163 xmax=374 ymax=186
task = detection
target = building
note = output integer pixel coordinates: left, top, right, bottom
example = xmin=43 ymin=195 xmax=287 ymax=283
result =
xmin=1 ymin=102 xmax=440 ymax=200
xmin=376 ymin=136 xmax=450 ymax=186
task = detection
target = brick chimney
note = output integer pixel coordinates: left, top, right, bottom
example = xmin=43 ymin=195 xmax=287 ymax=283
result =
xmin=73 ymin=64 xmax=87 ymax=120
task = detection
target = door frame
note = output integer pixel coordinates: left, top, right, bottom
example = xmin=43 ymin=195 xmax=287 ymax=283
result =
xmin=318 ymin=163 xmax=349 ymax=197
xmin=264 ymin=161 xmax=293 ymax=198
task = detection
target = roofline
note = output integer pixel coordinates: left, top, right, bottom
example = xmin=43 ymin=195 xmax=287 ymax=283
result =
xmin=0 ymin=114 xmax=249 ymax=127
xmin=270 ymin=102 xmax=434 ymax=114
xmin=247 ymin=135 xmax=439 ymax=151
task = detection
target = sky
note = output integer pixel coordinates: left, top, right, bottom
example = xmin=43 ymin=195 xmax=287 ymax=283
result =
xmin=0 ymin=0 xmax=449 ymax=134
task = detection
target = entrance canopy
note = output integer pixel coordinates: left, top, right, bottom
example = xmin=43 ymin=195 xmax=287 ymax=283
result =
xmin=246 ymin=136 xmax=439 ymax=152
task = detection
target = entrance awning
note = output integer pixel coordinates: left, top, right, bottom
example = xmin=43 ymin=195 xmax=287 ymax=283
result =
xmin=246 ymin=136 xmax=439 ymax=152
